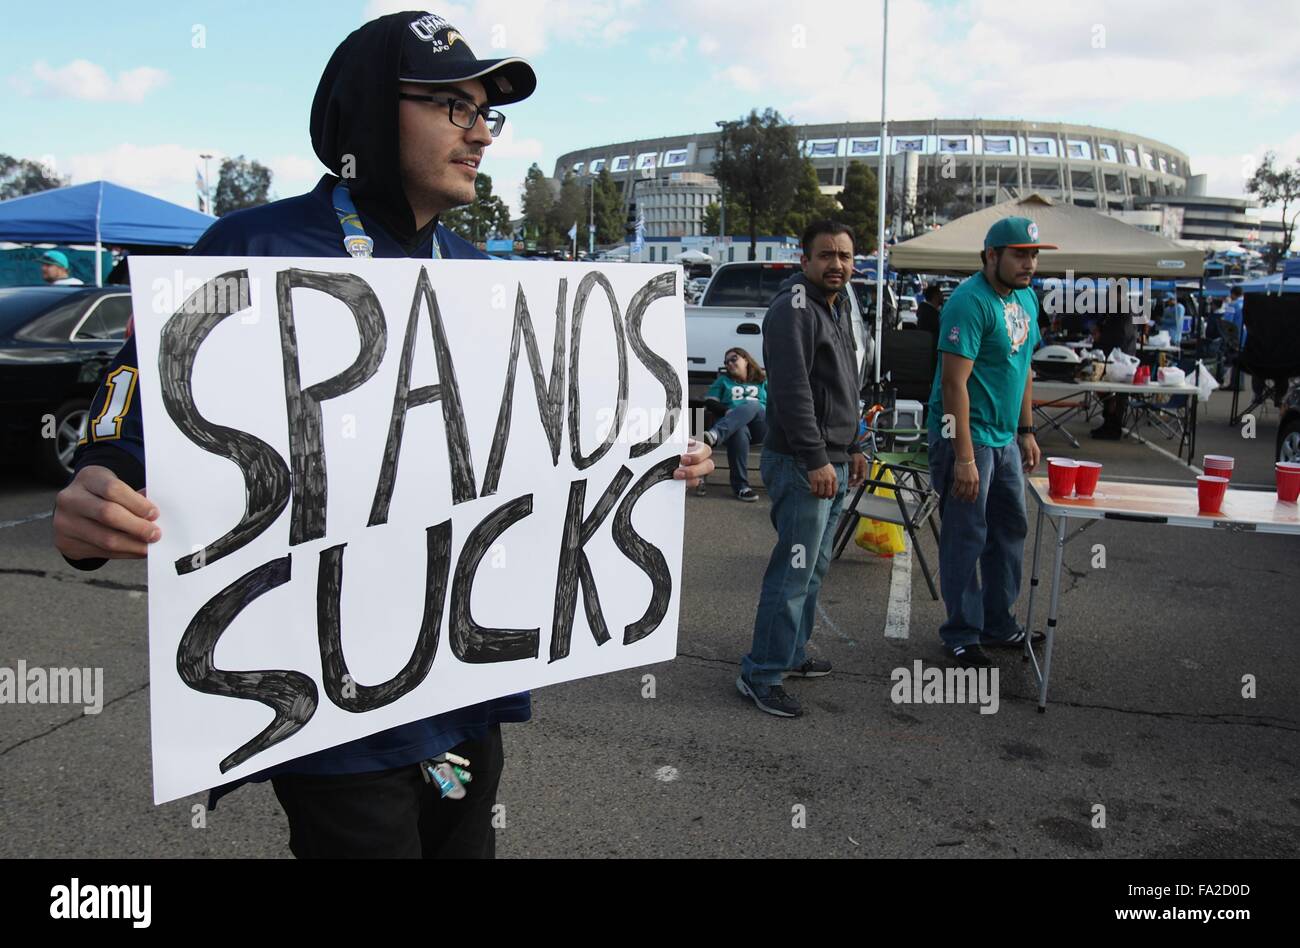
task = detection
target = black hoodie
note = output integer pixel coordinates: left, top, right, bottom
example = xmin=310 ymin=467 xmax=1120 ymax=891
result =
xmin=70 ymin=13 xmax=524 ymax=807
xmin=762 ymin=272 xmax=865 ymax=469
xmin=311 ymin=11 xmax=434 ymax=250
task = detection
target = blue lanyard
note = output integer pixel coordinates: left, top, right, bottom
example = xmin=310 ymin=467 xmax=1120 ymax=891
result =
xmin=332 ymin=182 xmax=442 ymax=260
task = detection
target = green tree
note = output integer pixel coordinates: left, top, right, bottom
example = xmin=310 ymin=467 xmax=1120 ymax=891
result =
xmin=712 ymin=108 xmax=803 ymax=259
xmin=0 ymin=154 xmax=69 ymax=199
xmin=441 ymin=172 xmax=512 ymax=245
xmin=591 ymin=168 xmax=625 ymax=246
xmin=887 ymin=174 xmax=963 ymax=238
xmin=1246 ymin=151 xmax=1300 ymax=269
xmin=778 ymin=159 xmax=843 ymax=238
xmin=521 ymin=162 xmax=559 ymax=250
xmin=702 ymin=197 xmax=749 ymax=238
xmin=838 ymin=161 xmax=879 ymax=254
xmin=213 ymin=155 xmax=272 ymax=216
xmin=545 ymin=172 xmax=587 ymax=255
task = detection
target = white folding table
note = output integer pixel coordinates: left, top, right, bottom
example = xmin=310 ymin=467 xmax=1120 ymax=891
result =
xmin=1031 ymin=379 xmax=1201 ymax=461
xmin=1022 ymin=477 xmax=1300 ymax=710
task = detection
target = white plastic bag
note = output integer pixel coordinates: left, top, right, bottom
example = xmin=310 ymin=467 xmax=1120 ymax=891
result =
xmin=1188 ymin=361 xmax=1220 ymax=403
xmin=1104 ymin=349 xmax=1139 ymax=383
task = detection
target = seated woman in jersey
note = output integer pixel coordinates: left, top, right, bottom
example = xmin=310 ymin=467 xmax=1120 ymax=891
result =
xmin=700 ymin=347 xmax=767 ymax=502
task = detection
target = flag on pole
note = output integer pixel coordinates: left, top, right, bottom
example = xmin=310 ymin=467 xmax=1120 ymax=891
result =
xmin=195 ymin=169 xmax=208 ymax=214
xmin=567 ymin=223 xmax=578 ymax=242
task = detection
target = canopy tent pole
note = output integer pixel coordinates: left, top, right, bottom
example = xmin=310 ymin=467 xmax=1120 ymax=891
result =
xmin=874 ymin=0 xmax=888 ymax=385
xmin=94 ymin=180 xmax=104 ymax=287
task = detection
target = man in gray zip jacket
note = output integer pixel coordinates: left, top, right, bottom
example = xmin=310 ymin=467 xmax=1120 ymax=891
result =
xmin=736 ymin=220 xmax=868 ymax=718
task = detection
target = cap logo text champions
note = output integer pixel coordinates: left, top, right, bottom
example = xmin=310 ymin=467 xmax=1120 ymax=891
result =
xmin=409 ymin=13 xmax=463 ymax=54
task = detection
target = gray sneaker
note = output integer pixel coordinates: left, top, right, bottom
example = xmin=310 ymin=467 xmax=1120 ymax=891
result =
xmin=736 ymin=676 xmax=803 ymax=717
xmin=785 ymin=658 xmax=832 ymax=678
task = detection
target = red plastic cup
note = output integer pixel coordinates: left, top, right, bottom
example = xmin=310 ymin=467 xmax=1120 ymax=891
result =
xmin=1197 ymin=475 xmax=1229 ymax=513
xmin=1133 ymin=365 xmax=1150 ymax=385
xmin=1203 ymin=454 xmax=1234 ymax=481
xmin=1074 ymin=461 xmax=1103 ymax=497
xmin=1047 ymin=458 xmax=1078 ymax=497
xmin=1277 ymin=462 xmax=1300 ymax=503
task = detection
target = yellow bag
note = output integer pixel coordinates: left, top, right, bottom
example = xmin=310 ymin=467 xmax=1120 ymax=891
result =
xmin=853 ymin=463 xmax=906 ymax=557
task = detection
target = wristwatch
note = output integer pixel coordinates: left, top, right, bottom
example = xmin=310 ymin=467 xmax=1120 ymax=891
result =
xmin=1017 ymin=425 xmax=1037 ymax=435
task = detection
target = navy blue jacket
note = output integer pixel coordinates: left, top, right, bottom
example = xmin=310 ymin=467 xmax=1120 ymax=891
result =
xmin=72 ymin=174 xmax=531 ymax=804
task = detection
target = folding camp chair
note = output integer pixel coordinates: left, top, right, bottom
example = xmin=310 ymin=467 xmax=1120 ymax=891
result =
xmin=831 ymin=426 xmax=941 ymax=601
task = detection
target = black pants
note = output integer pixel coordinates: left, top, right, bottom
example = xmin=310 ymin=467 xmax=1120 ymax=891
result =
xmin=1099 ymin=393 xmax=1127 ymax=428
xmin=270 ymin=725 xmax=504 ymax=859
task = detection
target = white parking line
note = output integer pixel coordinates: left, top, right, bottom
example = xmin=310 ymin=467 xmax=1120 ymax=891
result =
xmin=0 ymin=511 xmax=52 ymax=530
xmin=883 ymin=535 xmax=912 ymax=639
xmin=1123 ymin=426 xmax=1202 ymax=474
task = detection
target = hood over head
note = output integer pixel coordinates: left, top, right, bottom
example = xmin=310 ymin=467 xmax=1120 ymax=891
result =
xmin=310 ymin=11 xmax=536 ymax=246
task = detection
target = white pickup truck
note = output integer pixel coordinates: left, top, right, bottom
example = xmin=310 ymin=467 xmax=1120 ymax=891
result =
xmin=684 ymin=261 xmax=873 ymax=391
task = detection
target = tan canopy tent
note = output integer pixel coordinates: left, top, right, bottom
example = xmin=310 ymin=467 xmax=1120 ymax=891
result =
xmin=889 ymin=193 xmax=1204 ymax=278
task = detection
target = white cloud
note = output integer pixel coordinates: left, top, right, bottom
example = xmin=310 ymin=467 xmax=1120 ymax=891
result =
xmin=485 ymin=122 xmax=545 ymax=160
xmin=649 ymin=37 xmax=689 ymax=62
xmin=266 ymin=154 xmax=322 ymax=199
xmin=660 ymin=0 xmax=1300 ymax=124
xmin=21 ymin=59 xmax=168 ymax=103
xmin=716 ymin=65 xmax=761 ymax=93
xmin=63 ymin=144 xmax=214 ymax=196
xmin=1190 ymin=132 xmax=1300 ymax=204
xmin=364 ymin=0 xmax=641 ymax=55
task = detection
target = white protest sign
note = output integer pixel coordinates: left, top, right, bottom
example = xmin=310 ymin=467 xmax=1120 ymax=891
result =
xmin=128 ymin=258 xmax=686 ymax=804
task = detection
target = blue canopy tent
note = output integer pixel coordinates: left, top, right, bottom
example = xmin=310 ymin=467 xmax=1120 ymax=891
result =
xmin=0 ymin=181 xmax=216 ymax=285
xmin=1240 ymin=273 xmax=1300 ymax=295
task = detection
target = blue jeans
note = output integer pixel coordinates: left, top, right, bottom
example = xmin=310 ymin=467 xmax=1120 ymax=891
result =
xmin=742 ymin=449 xmax=849 ymax=687
xmin=927 ymin=431 xmax=1028 ymax=649
xmin=710 ymin=400 xmax=767 ymax=493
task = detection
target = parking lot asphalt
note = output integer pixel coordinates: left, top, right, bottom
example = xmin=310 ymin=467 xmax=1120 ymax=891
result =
xmin=1 ymin=387 xmax=1296 ymax=858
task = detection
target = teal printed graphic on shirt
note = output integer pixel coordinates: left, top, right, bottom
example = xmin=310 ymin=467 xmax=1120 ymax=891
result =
xmin=706 ymin=375 xmax=767 ymax=409
xmin=927 ymin=272 xmax=1039 ymax=447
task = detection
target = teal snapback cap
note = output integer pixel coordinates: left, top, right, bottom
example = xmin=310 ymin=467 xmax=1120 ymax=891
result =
xmin=983 ymin=216 xmax=1057 ymax=250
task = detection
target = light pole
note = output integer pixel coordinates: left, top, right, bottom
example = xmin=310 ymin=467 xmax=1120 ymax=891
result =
xmin=714 ymin=120 xmax=729 ymax=242
xmin=875 ymin=0 xmax=889 ymax=385
xmin=200 ymin=153 xmax=214 ymax=214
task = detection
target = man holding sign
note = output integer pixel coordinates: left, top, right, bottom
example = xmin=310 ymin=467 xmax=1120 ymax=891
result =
xmin=53 ymin=11 xmax=712 ymax=858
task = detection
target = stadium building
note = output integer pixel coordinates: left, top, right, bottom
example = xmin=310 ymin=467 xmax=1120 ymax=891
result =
xmin=554 ymin=118 xmax=1195 ymax=238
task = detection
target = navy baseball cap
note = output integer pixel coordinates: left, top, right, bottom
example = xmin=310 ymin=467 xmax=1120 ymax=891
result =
xmin=984 ymin=216 xmax=1058 ymax=250
xmin=399 ymin=12 xmax=536 ymax=105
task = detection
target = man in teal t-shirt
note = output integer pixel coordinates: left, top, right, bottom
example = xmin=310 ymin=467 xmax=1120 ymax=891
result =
xmin=926 ymin=216 xmax=1048 ymax=668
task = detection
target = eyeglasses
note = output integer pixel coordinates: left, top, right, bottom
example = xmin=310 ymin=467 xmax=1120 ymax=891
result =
xmin=725 ymin=354 xmax=742 ymax=363
xmin=398 ymin=92 xmax=506 ymax=137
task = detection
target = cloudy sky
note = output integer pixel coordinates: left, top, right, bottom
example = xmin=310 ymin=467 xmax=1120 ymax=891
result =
xmin=4 ymin=0 xmax=1298 ymax=222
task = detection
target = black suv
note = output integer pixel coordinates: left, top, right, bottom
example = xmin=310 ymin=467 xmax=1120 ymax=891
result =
xmin=0 ymin=285 xmax=132 ymax=482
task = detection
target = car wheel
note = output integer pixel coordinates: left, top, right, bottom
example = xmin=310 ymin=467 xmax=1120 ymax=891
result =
xmin=1278 ymin=415 xmax=1300 ymax=464
xmin=34 ymin=399 xmax=90 ymax=485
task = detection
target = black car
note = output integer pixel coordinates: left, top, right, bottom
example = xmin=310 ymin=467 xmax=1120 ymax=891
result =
xmin=1278 ymin=378 xmax=1300 ymax=464
xmin=0 ymin=285 xmax=132 ymax=482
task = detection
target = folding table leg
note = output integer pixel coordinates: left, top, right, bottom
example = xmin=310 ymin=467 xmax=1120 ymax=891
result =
xmin=1023 ymin=503 xmax=1045 ymax=664
xmin=1038 ymin=513 xmax=1069 ymax=712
